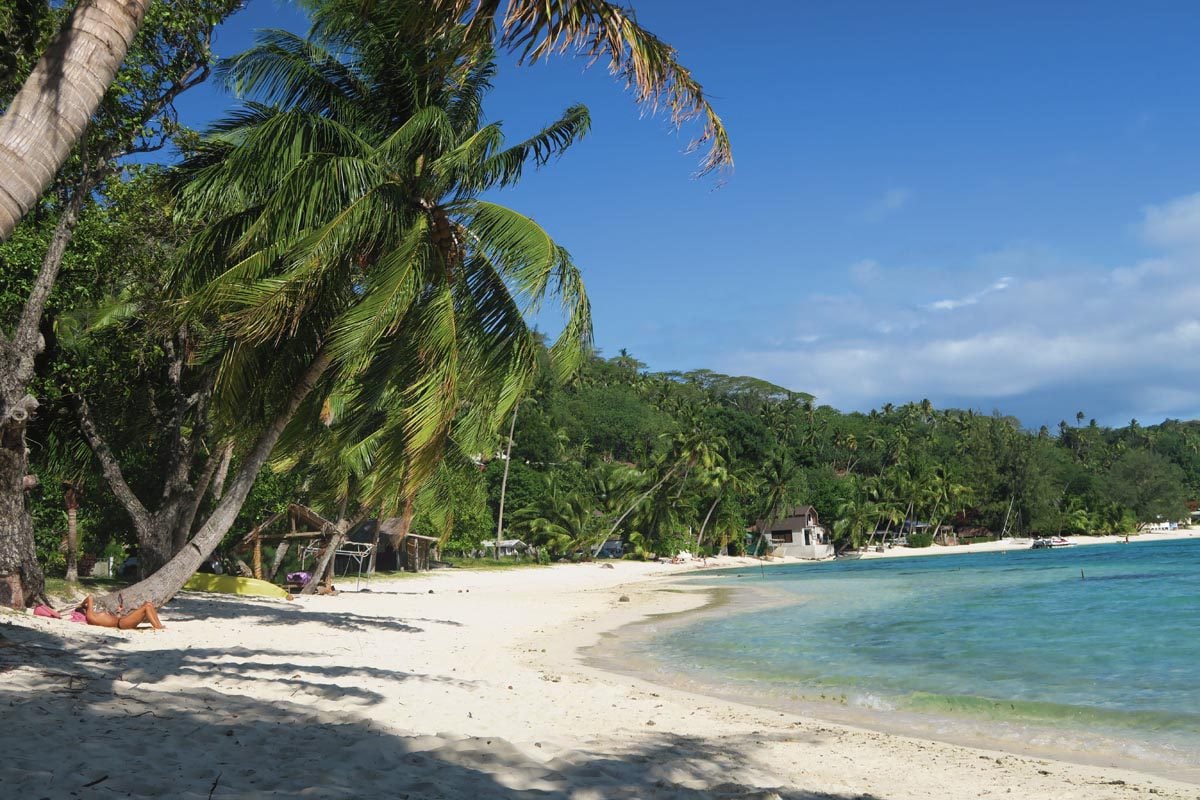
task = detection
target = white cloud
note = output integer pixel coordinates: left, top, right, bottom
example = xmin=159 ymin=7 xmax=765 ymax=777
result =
xmin=863 ymin=187 xmax=913 ymax=221
xmin=927 ymin=276 xmax=1013 ymax=311
xmin=1142 ymin=192 xmax=1200 ymax=249
xmin=848 ymin=258 xmax=880 ymax=286
xmin=708 ymin=196 xmax=1200 ymax=426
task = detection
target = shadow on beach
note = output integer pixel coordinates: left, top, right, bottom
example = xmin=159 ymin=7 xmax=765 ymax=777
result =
xmin=165 ymin=593 xmax=464 ymax=631
xmin=1 ymin=622 xmax=882 ymax=800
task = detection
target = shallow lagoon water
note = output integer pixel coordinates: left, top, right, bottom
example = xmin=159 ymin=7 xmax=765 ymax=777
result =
xmin=613 ymin=539 xmax=1200 ymax=777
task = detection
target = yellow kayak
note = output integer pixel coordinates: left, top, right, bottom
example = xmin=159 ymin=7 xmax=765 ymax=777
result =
xmin=183 ymin=573 xmax=291 ymax=599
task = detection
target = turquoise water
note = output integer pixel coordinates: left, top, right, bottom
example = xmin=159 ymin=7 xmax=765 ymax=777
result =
xmin=624 ymin=539 xmax=1200 ymax=772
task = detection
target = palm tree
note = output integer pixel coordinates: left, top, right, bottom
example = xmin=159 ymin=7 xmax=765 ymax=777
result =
xmin=695 ymin=461 xmax=756 ymax=553
xmin=101 ymin=7 xmax=595 ymax=609
xmin=0 ymin=0 xmax=153 ymax=239
xmin=513 ymin=476 xmax=604 ymax=557
xmin=834 ymin=486 xmax=876 ymax=552
xmin=0 ymin=0 xmax=731 ymax=242
xmin=754 ymin=451 xmax=802 ymax=555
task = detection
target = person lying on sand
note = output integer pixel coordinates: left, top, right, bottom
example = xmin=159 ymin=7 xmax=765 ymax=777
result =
xmin=78 ymin=595 xmax=165 ymax=630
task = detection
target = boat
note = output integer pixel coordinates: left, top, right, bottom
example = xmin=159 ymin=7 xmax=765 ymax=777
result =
xmin=183 ymin=572 xmax=293 ymax=599
xmin=1030 ymin=536 xmax=1074 ymax=549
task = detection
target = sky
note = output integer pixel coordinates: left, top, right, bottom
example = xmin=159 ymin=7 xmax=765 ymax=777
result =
xmin=173 ymin=0 xmax=1200 ymax=430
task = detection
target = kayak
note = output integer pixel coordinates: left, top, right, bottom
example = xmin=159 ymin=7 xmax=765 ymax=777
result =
xmin=183 ymin=573 xmax=291 ymax=599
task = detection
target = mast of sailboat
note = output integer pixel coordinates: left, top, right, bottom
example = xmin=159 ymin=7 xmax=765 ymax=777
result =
xmin=1000 ymin=496 xmax=1015 ymax=539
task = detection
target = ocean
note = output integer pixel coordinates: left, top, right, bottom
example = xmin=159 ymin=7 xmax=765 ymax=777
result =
xmin=603 ymin=538 xmax=1200 ymax=780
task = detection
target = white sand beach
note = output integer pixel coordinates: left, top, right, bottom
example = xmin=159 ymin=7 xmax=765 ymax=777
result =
xmin=3 ymin=554 xmax=1197 ymax=799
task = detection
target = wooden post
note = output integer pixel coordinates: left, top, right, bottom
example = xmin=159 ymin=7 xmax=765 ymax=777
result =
xmin=253 ymin=534 xmax=263 ymax=579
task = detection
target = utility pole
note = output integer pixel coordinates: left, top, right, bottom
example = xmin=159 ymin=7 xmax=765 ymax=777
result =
xmin=494 ymin=403 xmax=519 ymax=561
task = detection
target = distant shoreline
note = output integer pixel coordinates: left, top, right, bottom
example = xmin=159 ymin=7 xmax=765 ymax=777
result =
xmin=592 ymin=541 xmax=1200 ymax=786
xmin=854 ymin=526 xmax=1200 ymax=560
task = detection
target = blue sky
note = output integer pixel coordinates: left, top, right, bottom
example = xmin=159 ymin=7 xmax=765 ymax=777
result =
xmin=175 ymin=1 xmax=1200 ymax=429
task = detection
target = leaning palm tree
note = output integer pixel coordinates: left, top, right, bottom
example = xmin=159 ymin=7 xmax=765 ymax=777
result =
xmin=0 ymin=0 xmax=730 ymax=241
xmin=102 ymin=6 xmax=595 ymax=609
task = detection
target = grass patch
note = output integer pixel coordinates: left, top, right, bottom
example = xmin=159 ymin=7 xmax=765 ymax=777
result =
xmin=43 ymin=576 xmax=130 ymax=601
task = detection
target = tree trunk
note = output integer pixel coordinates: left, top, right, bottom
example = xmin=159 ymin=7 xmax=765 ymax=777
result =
xmin=0 ymin=181 xmax=90 ymax=607
xmin=174 ymin=440 xmax=229 ymax=553
xmin=367 ymin=527 xmax=380 ymax=574
xmin=210 ymin=440 xmax=232 ymax=501
xmin=267 ymin=540 xmax=290 ymax=582
xmin=0 ymin=0 xmax=150 ymax=240
xmin=593 ymin=462 xmax=679 ymax=557
xmin=137 ymin=522 xmax=176 ymax=579
xmin=696 ymin=494 xmax=720 ymax=552
xmin=301 ymin=530 xmax=343 ymax=595
xmin=64 ymin=483 xmax=79 ymax=582
xmin=95 ymin=348 xmax=333 ymax=611
xmin=0 ymin=412 xmax=44 ymax=608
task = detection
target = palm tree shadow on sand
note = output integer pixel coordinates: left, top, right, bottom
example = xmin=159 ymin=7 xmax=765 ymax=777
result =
xmin=1 ymin=624 xmax=881 ymax=799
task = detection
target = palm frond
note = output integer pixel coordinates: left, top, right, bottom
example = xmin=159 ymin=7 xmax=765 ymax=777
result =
xmin=434 ymin=0 xmax=732 ymax=176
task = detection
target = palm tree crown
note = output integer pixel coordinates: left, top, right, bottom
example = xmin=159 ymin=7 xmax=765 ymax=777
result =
xmin=174 ymin=0 xmax=594 ymax=499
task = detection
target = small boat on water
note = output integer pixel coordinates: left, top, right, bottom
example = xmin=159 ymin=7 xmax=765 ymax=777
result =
xmin=1031 ymin=536 xmax=1074 ymax=549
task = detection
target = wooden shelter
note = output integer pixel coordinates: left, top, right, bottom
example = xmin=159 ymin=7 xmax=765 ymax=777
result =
xmin=237 ymin=504 xmax=368 ymax=593
xmin=346 ymin=518 xmax=438 ymax=572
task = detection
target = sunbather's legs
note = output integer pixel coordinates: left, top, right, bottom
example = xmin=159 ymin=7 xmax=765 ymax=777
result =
xmin=117 ymin=602 xmax=165 ymax=630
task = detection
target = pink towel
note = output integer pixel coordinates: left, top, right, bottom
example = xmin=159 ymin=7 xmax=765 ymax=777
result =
xmin=68 ymin=611 xmax=87 ymax=624
xmin=33 ymin=604 xmax=61 ymax=619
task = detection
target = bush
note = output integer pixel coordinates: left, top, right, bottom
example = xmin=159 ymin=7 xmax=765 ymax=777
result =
xmin=907 ymin=532 xmax=934 ymax=548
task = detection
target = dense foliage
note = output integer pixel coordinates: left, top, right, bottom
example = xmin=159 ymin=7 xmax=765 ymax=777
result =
xmin=1 ymin=0 xmax=1193 ymax=590
xmin=439 ymin=352 xmax=1195 ymax=559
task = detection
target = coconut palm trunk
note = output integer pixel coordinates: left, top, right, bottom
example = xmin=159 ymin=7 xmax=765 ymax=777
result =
xmin=64 ymin=483 xmax=80 ymax=582
xmin=695 ymin=494 xmax=720 ymax=552
xmin=0 ymin=0 xmax=150 ymax=240
xmin=95 ymin=348 xmax=333 ymax=611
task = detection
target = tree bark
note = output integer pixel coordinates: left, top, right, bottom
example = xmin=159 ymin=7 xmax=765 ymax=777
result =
xmin=0 ymin=179 xmax=94 ymax=606
xmin=267 ymin=540 xmax=290 ymax=582
xmin=366 ymin=526 xmax=380 ymax=574
xmin=0 ymin=0 xmax=150 ymax=240
xmin=0 ymin=404 xmax=44 ymax=608
xmin=64 ymin=483 xmax=80 ymax=582
xmin=696 ymin=494 xmax=720 ymax=552
xmin=301 ymin=529 xmax=343 ymax=595
xmin=95 ymin=347 xmax=333 ymax=611
xmin=174 ymin=439 xmax=229 ymax=553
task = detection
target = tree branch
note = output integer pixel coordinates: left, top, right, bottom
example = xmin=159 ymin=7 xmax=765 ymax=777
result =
xmin=74 ymin=394 xmax=153 ymax=536
xmin=10 ymin=170 xmax=104 ymax=385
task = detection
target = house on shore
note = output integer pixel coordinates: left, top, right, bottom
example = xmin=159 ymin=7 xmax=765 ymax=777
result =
xmin=758 ymin=505 xmax=834 ymax=560
xmin=481 ymin=538 xmax=528 ymax=558
xmin=598 ymin=537 xmax=625 ymax=558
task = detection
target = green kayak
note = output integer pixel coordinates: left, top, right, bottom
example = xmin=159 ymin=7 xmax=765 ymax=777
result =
xmin=183 ymin=573 xmax=291 ymax=599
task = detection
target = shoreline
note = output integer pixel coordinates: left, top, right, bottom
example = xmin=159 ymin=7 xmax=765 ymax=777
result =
xmin=854 ymin=527 xmax=1199 ymax=559
xmin=586 ymin=569 xmax=1200 ymax=786
xmin=2 ymin=556 xmax=1196 ymax=798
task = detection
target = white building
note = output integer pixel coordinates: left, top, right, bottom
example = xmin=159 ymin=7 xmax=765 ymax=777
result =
xmin=481 ymin=539 xmax=528 ymax=557
xmin=759 ymin=505 xmax=834 ymax=560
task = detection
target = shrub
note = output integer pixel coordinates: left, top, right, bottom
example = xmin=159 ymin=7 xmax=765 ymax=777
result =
xmin=907 ymin=532 xmax=934 ymax=548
